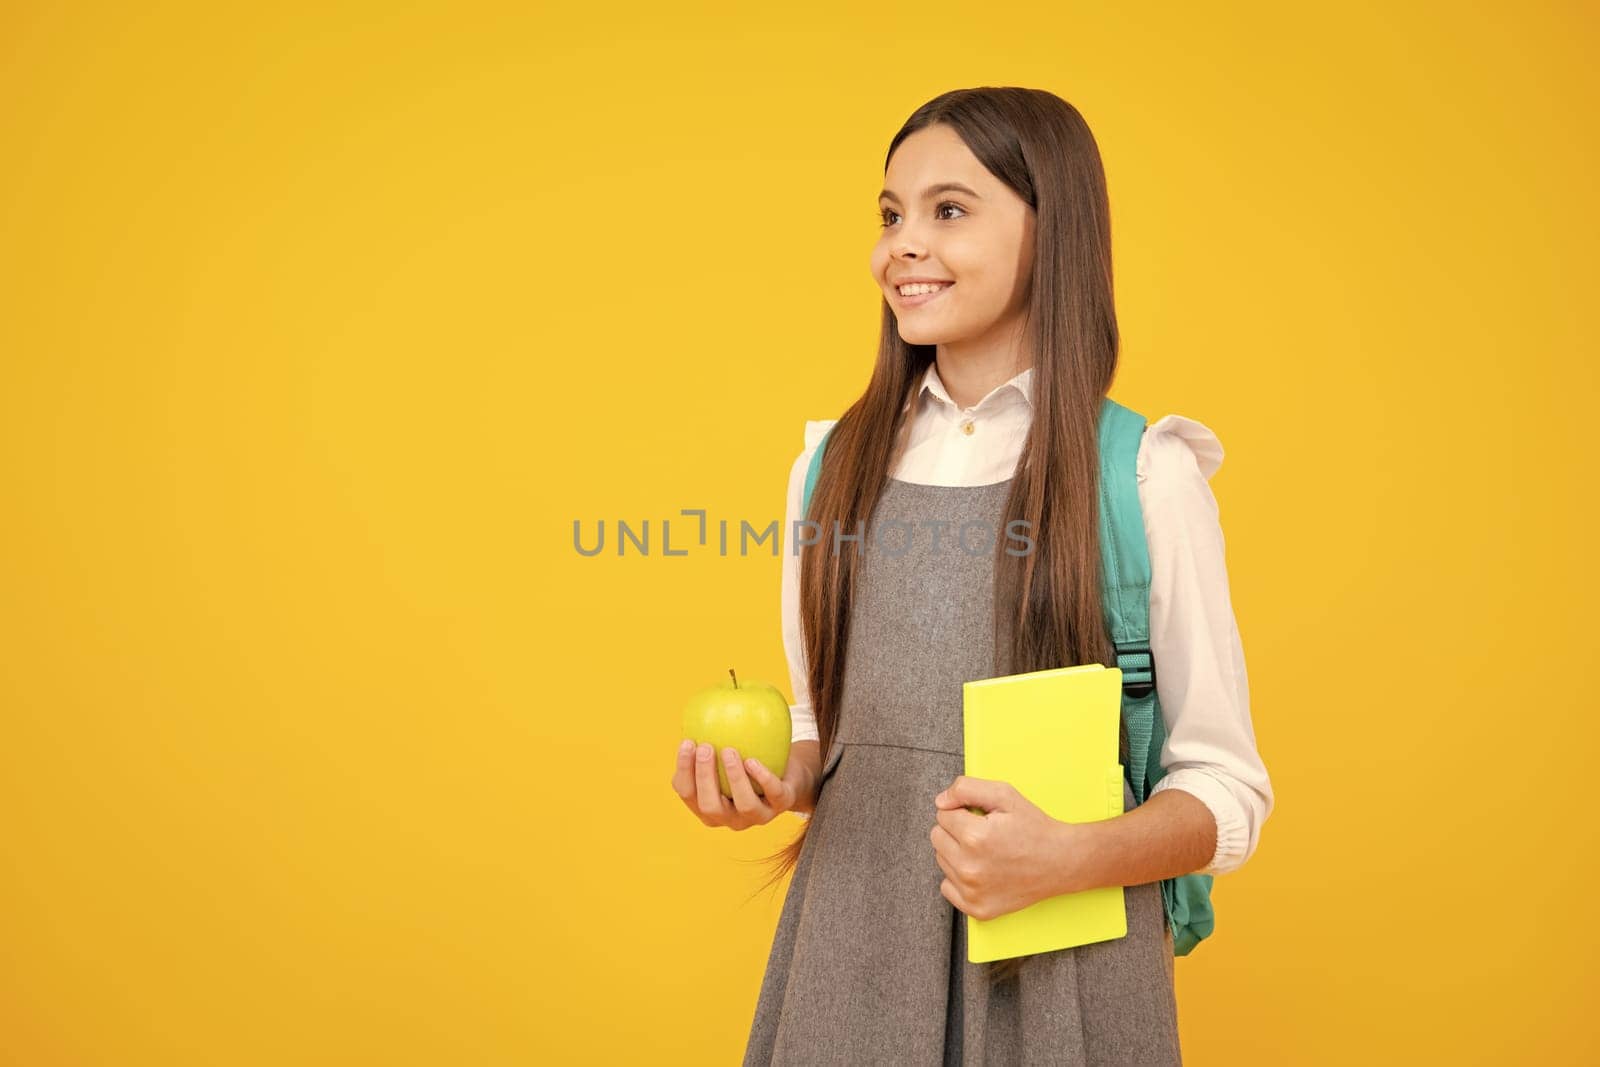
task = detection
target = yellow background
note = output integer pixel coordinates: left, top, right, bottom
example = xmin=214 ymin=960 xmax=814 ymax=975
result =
xmin=2 ymin=2 xmax=1594 ymax=1063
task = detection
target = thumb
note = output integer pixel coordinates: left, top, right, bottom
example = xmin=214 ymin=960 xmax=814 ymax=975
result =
xmin=935 ymin=775 xmax=1012 ymax=813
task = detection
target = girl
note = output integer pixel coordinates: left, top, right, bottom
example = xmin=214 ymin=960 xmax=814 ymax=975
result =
xmin=670 ymin=87 xmax=1273 ymax=1064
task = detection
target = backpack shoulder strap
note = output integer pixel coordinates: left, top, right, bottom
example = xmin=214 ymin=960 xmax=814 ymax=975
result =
xmin=801 ymin=421 xmax=836 ymax=517
xmin=1097 ymin=395 xmax=1217 ymax=957
xmin=1095 ymin=396 xmax=1157 ymax=800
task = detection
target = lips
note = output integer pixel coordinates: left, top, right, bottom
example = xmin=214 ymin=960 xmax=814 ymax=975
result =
xmin=895 ymin=281 xmax=954 ymax=307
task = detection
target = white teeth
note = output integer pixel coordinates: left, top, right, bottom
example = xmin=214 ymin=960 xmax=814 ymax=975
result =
xmin=898 ymin=282 xmax=951 ymax=296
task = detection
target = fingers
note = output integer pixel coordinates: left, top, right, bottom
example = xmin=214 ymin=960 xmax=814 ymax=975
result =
xmin=930 ymin=833 xmax=960 ymax=886
xmin=692 ymin=742 xmax=733 ymax=820
xmin=674 ymin=739 xmax=789 ymax=828
xmin=743 ymin=755 xmax=791 ymax=812
xmin=930 ymin=821 xmax=969 ymax=884
xmin=939 ymin=877 xmax=975 ymax=918
xmin=671 ymin=739 xmax=698 ymax=803
xmin=933 ymin=806 xmax=979 ymax=847
xmin=721 ymin=747 xmax=777 ymax=819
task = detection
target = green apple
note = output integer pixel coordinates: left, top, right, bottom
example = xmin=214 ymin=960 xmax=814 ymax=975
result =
xmin=682 ymin=668 xmax=792 ymax=799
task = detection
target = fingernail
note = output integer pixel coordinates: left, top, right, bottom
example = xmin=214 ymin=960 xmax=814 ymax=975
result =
xmin=680 ymin=739 xmax=694 ymax=754
xmin=723 ymin=748 xmax=738 ymax=764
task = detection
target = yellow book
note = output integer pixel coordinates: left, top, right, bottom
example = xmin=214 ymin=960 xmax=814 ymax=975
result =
xmin=961 ymin=663 xmax=1129 ymax=963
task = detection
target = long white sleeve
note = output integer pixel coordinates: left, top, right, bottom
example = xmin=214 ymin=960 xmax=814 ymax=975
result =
xmin=1140 ymin=415 xmax=1275 ymax=876
xmin=781 ymin=422 xmax=836 ymax=745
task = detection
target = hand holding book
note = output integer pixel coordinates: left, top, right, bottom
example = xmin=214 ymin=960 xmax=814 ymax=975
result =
xmin=959 ymin=663 xmax=1131 ymax=962
xmin=930 ymin=774 xmax=1090 ymax=923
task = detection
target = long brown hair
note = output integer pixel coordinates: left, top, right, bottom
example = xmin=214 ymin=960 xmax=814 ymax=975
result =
xmin=751 ymin=88 xmax=1127 ymax=988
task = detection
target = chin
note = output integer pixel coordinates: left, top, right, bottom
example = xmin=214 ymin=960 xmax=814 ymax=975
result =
xmin=896 ymin=321 xmax=960 ymax=346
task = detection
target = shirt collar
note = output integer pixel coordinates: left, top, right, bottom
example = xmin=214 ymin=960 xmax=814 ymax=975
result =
xmin=916 ymin=360 xmax=1035 ymax=416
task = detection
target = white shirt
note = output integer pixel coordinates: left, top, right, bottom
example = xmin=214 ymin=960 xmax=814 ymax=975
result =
xmin=779 ymin=361 xmax=1274 ymax=876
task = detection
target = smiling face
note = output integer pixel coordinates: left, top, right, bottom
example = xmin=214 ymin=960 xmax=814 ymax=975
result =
xmin=871 ymin=123 xmax=1036 ymax=349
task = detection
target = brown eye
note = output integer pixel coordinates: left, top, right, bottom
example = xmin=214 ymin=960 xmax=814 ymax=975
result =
xmin=878 ymin=202 xmax=965 ymax=229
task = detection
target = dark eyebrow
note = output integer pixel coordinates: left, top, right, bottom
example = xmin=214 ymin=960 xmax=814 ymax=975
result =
xmin=878 ymin=181 xmax=982 ymax=205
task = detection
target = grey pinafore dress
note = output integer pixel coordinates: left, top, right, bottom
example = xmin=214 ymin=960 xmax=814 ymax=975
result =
xmin=743 ymin=476 xmax=1182 ymax=1065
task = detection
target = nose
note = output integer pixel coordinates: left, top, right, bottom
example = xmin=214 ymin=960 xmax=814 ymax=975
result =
xmin=891 ymin=226 xmax=926 ymax=259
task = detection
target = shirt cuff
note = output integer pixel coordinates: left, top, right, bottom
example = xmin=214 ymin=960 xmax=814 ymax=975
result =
xmin=1150 ymin=770 xmax=1250 ymax=876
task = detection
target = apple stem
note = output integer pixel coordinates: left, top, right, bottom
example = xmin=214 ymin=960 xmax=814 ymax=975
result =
xmin=729 ymin=667 xmax=738 ymax=688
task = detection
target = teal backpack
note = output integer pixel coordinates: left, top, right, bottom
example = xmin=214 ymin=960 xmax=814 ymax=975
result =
xmin=799 ymin=395 xmax=1217 ymax=956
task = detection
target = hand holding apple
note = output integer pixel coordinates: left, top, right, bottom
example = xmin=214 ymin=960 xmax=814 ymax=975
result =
xmin=680 ymin=668 xmax=791 ymax=798
xmin=672 ymin=669 xmax=808 ymax=831
xmin=670 ymin=736 xmax=818 ymax=831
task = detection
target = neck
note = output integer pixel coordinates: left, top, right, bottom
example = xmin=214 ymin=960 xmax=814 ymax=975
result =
xmin=934 ymin=324 xmax=1031 ymax=409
